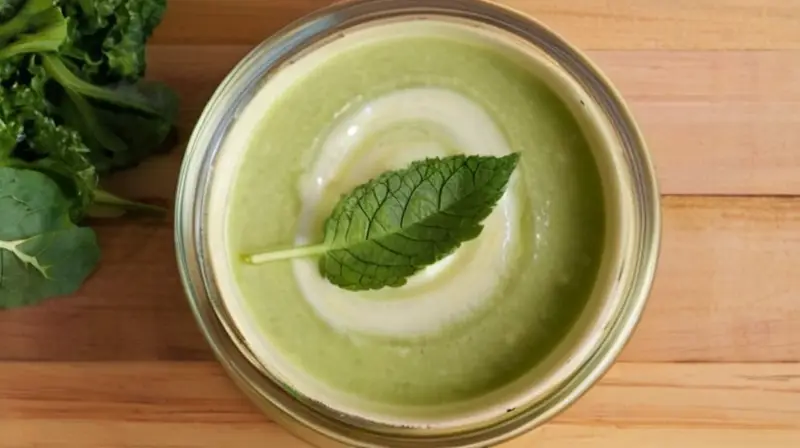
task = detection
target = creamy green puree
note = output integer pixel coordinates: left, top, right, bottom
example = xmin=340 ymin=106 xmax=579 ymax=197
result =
xmin=211 ymin=20 xmax=605 ymax=423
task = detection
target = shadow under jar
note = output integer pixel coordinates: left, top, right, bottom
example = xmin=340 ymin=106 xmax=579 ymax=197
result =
xmin=175 ymin=1 xmax=661 ymax=447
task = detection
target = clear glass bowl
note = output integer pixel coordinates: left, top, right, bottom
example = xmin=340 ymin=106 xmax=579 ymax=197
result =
xmin=174 ymin=1 xmax=661 ymax=446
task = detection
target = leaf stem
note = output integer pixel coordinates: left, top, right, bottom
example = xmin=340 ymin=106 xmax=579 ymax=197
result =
xmin=244 ymin=244 xmax=329 ymax=265
xmin=41 ymin=54 xmax=159 ymax=115
xmin=92 ymin=189 xmax=166 ymax=215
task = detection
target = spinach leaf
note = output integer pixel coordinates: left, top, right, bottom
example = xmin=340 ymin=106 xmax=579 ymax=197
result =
xmin=60 ymin=79 xmax=128 ymax=154
xmin=0 ymin=167 xmax=99 ymax=308
xmin=58 ymin=77 xmax=178 ymax=172
xmin=244 ymin=154 xmax=520 ymax=291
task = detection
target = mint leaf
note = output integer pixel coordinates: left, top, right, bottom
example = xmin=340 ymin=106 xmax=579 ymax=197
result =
xmin=244 ymin=153 xmax=520 ymax=291
xmin=0 ymin=167 xmax=100 ymax=308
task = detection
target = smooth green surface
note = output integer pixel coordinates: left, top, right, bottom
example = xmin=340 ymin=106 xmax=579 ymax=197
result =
xmin=226 ymin=35 xmax=605 ymax=406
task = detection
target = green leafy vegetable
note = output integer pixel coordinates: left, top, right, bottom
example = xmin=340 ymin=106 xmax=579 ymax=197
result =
xmin=244 ymin=153 xmax=520 ymax=291
xmin=48 ymin=56 xmax=179 ymax=172
xmin=42 ymin=54 xmax=163 ymax=115
xmin=59 ymin=0 xmax=166 ymax=83
xmin=0 ymin=167 xmax=100 ymax=308
xmin=0 ymin=0 xmax=59 ymax=43
xmin=0 ymin=0 xmax=175 ymax=308
xmin=0 ymin=0 xmax=25 ymax=23
xmin=15 ymin=108 xmax=100 ymax=219
xmin=0 ymin=6 xmax=66 ymax=59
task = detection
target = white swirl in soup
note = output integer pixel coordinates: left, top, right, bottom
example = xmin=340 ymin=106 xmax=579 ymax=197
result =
xmin=294 ymin=87 xmax=521 ymax=337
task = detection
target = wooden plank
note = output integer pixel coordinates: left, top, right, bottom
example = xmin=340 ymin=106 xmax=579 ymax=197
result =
xmin=150 ymin=0 xmax=800 ymax=50
xmin=633 ymin=101 xmax=800 ymax=196
xmin=128 ymin=46 xmax=800 ymax=197
xmin=592 ymin=51 xmax=800 ymax=195
xmin=0 ymin=222 xmax=210 ymax=361
xmin=2 ymin=362 xmax=799 ymax=447
xmin=2 ymin=422 xmax=307 ymax=448
xmin=590 ymin=51 xmax=800 ymax=103
xmin=1 ymin=197 xmax=799 ymax=363
xmin=5 ymin=422 xmax=799 ymax=448
xmin=0 ymin=362 xmax=255 ymax=423
xmin=621 ymin=196 xmax=800 ymax=362
xmin=510 ymin=427 xmax=800 ymax=448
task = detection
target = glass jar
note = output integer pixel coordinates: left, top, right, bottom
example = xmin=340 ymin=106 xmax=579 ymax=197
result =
xmin=175 ymin=1 xmax=661 ymax=446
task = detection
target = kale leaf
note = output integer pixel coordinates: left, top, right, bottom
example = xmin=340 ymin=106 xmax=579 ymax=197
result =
xmin=59 ymin=0 xmax=166 ymax=83
xmin=0 ymin=57 xmax=99 ymax=220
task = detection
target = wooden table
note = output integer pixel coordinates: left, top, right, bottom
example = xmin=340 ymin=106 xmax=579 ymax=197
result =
xmin=3 ymin=1 xmax=800 ymax=447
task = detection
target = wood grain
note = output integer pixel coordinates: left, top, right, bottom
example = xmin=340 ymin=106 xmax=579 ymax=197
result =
xmin=0 ymin=221 xmax=207 ymax=362
xmin=4 ymin=1 xmax=800 ymax=447
xmin=119 ymin=46 xmax=800 ymax=199
xmin=592 ymin=51 xmax=800 ymax=195
xmin=510 ymin=428 xmax=800 ymax=448
xmin=6 ymin=422 xmax=800 ymax=448
xmin=2 ymin=362 xmax=800 ymax=447
xmin=150 ymin=0 xmax=800 ymax=50
xmin=1 ymin=197 xmax=799 ymax=363
xmin=622 ymin=196 xmax=800 ymax=362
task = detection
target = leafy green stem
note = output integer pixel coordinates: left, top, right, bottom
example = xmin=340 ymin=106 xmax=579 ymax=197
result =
xmin=63 ymin=87 xmax=128 ymax=153
xmin=92 ymin=189 xmax=166 ymax=215
xmin=0 ymin=0 xmax=53 ymax=42
xmin=41 ymin=54 xmax=160 ymax=115
xmin=0 ymin=0 xmax=66 ymax=60
xmin=0 ymin=24 xmax=65 ymax=59
xmin=244 ymin=244 xmax=329 ymax=265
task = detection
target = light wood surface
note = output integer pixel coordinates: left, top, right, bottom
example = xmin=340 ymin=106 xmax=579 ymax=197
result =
xmin=3 ymin=1 xmax=800 ymax=447
xmin=2 ymin=362 xmax=800 ymax=447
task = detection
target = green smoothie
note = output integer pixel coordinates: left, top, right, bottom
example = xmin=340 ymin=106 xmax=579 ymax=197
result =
xmin=209 ymin=19 xmax=606 ymax=424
